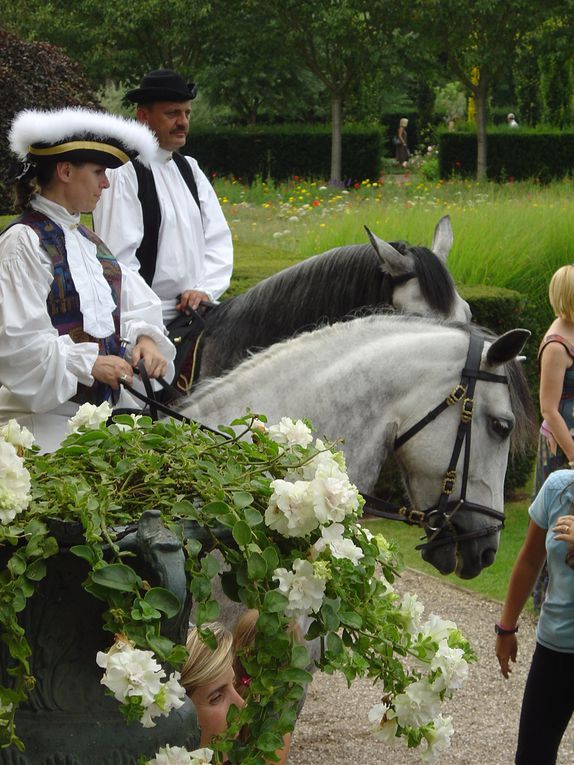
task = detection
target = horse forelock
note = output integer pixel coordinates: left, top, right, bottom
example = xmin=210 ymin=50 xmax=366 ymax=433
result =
xmin=406 ymin=245 xmax=456 ymax=314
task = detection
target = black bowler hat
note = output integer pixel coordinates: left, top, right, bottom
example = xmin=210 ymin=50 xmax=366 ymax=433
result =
xmin=125 ymin=69 xmax=198 ymax=104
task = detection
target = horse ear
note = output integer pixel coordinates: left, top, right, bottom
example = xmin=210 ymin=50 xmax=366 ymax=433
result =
xmin=486 ymin=329 xmax=531 ymax=366
xmin=431 ymin=216 xmax=453 ymax=264
xmin=364 ymin=225 xmax=413 ymax=275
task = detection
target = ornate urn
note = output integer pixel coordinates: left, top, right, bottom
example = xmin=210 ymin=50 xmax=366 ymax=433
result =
xmin=0 ymin=511 xmax=200 ymax=765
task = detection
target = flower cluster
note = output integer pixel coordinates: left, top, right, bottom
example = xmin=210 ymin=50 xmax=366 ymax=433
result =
xmin=96 ymin=637 xmax=186 ymax=727
xmin=147 ymin=746 xmax=213 ymax=765
xmin=0 ymin=407 xmax=474 ymax=763
xmin=0 ymin=422 xmax=32 ymax=524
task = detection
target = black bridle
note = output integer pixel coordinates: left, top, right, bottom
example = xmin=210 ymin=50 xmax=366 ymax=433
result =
xmin=362 ymin=331 xmax=509 ymax=553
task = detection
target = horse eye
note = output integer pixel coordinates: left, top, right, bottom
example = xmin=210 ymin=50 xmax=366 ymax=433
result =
xmin=491 ymin=417 xmax=513 ymax=439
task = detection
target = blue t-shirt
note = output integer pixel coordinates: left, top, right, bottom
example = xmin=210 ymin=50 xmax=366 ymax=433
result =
xmin=529 ymin=469 xmax=574 ymax=652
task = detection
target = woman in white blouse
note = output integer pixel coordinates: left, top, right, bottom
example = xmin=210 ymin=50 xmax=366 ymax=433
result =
xmin=0 ymin=107 xmax=175 ymax=451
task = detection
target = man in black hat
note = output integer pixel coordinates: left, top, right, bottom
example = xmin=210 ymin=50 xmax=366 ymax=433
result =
xmin=93 ymin=69 xmax=233 ymax=325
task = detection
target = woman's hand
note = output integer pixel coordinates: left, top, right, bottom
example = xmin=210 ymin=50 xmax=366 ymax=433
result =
xmin=92 ymin=355 xmax=133 ymax=389
xmin=496 ymin=633 xmax=518 ymax=679
xmin=552 ymin=514 xmax=574 ymax=544
xmin=131 ymin=336 xmax=168 ymax=379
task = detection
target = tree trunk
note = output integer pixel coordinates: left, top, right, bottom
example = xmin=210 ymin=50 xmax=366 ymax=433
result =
xmin=475 ymin=75 xmax=489 ymax=181
xmin=330 ymin=93 xmax=343 ymax=183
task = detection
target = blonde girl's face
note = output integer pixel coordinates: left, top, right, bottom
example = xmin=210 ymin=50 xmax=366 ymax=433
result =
xmin=189 ymin=666 xmax=245 ymax=746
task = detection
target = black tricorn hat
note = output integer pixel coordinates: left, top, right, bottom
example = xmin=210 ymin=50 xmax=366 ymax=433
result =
xmin=125 ymin=69 xmax=198 ymax=104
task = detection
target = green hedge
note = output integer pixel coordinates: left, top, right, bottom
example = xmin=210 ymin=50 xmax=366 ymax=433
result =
xmin=185 ymin=124 xmax=382 ymax=182
xmin=439 ymin=129 xmax=574 ymax=182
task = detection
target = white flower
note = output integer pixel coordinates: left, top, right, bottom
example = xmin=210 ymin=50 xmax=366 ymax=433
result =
xmin=147 ymin=745 xmax=214 ymax=765
xmin=68 ymin=402 xmax=113 ymax=432
xmin=96 ymin=639 xmax=165 ymax=707
xmin=0 ymin=439 xmax=31 ymax=524
xmin=420 ymin=715 xmax=454 ymax=763
xmin=399 ymin=592 xmax=425 ymax=635
xmin=272 ymin=558 xmax=326 ymax=617
xmin=268 ymin=417 xmax=313 ymax=448
xmin=0 ymin=419 xmax=35 ymax=450
xmin=417 ymin=614 xmax=458 ymax=645
xmin=265 ymin=479 xmax=319 ymax=537
xmin=140 ymin=671 xmax=187 ymax=727
xmin=251 ymin=418 xmax=268 ymax=434
xmin=311 ymin=467 xmax=360 ymax=523
xmin=313 ymin=523 xmax=364 ymax=565
xmin=394 ymin=679 xmax=441 ymax=729
xmin=294 ymin=438 xmax=347 ymax=481
xmin=368 ymin=702 xmax=398 ymax=743
xmin=430 ymin=642 xmax=469 ymax=693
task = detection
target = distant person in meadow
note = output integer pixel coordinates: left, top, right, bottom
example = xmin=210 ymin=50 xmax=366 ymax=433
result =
xmin=532 ymin=264 xmax=574 ymax=610
xmin=395 ymin=117 xmax=410 ymax=168
xmin=507 ymin=113 xmax=519 ymax=128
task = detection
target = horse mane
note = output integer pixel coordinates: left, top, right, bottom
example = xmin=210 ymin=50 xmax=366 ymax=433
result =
xmin=202 ymin=240 xmax=456 ymax=374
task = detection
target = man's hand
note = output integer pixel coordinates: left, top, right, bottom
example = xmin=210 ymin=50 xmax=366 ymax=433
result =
xmin=176 ymin=289 xmax=210 ymax=313
xmin=131 ymin=336 xmax=168 ymax=378
xmin=92 ymin=356 xmax=134 ymax=388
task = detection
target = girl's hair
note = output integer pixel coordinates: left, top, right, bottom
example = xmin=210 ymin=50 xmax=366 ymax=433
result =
xmin=549 ymin=265 xmax=574 ymax=322
xmin=399 ymin=117 xmax=409 ymax=128
xmin=180 ymin=622 xmax=234 ymax=694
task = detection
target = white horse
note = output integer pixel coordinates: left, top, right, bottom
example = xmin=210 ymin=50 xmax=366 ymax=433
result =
xmin=179 ymin=314 xmax=534 ymax=579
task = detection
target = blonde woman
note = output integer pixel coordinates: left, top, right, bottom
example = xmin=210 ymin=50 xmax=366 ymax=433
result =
xmin=395 ymin=117 xmax=410 ymax=168
xmin=181 ymin=623 xmax=245 ymax=749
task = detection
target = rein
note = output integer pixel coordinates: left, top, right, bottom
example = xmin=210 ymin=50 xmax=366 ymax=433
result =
xmin=361 ymin=331 xmax=509 ymax=552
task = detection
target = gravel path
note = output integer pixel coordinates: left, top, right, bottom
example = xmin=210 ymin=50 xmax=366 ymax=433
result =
xmin=288 ymin=568 xmax=574 ymax=765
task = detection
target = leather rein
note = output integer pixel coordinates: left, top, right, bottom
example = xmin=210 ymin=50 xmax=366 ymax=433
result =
xmin=361 ymin=331 xmax=509 ymax=553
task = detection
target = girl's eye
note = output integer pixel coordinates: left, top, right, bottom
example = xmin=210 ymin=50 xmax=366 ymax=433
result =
xmin=209 ymin=693 xmax=223 ymax=705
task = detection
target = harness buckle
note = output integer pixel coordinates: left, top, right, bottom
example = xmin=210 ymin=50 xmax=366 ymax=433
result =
xmin=401 ymin=508 xmax=425 ymax=526
xmin=442 ymin=469 xmax=457 ymax=494
xmin=447 ymin=384 xmax=466 ymax=406
xmin=461 ymin=397 xmax=474 ymax=422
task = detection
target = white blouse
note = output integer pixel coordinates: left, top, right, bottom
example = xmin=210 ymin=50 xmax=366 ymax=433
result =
xmin=93 ymin=149 xmax=233 ymax=323
xmin=0 ymin=195 xmax=175 ymax=449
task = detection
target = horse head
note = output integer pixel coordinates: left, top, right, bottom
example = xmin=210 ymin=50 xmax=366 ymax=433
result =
xmin=393 ymin=327 xmax=534 ymax=579
xmin=365 ymin=216 xmax=472 ymax=323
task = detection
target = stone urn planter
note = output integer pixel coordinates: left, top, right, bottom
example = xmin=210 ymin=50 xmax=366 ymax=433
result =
xmin=0 ymin=511 xmax=202 ymax=765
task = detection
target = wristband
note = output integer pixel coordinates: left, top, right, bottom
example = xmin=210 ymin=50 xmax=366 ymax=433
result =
xmin=495 ymin=622 xmax=518 ymax=636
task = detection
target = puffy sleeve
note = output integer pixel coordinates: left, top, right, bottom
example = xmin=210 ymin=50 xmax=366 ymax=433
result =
xmin=92 ymin=163 xmax=144 ymax=273
xmin=0 ymin=225 xmax=98 ymax=412
xmin=119 ymin=264 xmax=176 ymax=370
xmin=190 ymin=158 xmax=234 ymax=301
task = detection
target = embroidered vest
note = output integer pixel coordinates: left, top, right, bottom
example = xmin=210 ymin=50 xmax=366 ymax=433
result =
xmin=13 ymin=209 xmax=123 ymax=405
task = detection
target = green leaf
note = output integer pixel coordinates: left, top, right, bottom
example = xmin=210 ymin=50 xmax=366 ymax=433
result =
xmin=144 ymin=588 xmax=181 ymax=618
xmin=144 ymin=633 xmax=174 ymax=661
xmin=233 ymin=491 xmax=254 ymax=509
xmin=196 ymin=599 xmax=220 ymax=624
xmin=262 ymin=545 xmax=279 ymax=571
xmin=262 ymin=589 xmax=288 ymax=613
xmin=70 ymin=545 xmax=100 ymax=566
xmin=320 ymin=602 xmax=340 ymax=632
xmin=291 ymin=644 xmax=310 ymax=669
xmin=339 ymin=611 xmax=363 ymax=629
xmin=247 ymin=552 xmax=267 ymax=580
xmin=244 ymin=507 xmax=263 ymax=527
xmin=280 ymin=667 xmax=313 ymax=685
xmin=7 ymin=554 xmax=26 ymax=577
xmin=90 ymin=564 xmax=142 ymax=593
xmin=326 ymin=632 xmax=345 ymax=656
xmin=256 ymin=612 xmax=281 ymax=636
xmin=256 ymin=732 xmax=285 ymax=753
xmin=24 ymin=560 xmax=46 ymax=582
xmin=232 ymin=520 xmax=251 ymax=547
xmin=201 ymin=554 xmax=220 ymax=579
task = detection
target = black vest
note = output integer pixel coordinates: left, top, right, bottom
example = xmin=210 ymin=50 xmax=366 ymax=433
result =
xmin=133 ymin=153 xmax=201 ymax=287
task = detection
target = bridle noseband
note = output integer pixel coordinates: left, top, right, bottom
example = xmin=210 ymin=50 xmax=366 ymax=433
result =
xmin=362 ymin=331 xmax=509 ymax=552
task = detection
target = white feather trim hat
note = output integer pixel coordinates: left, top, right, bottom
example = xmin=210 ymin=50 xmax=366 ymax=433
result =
xmin=9 ymin=107 xmax=158 ymax=169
